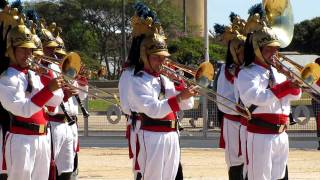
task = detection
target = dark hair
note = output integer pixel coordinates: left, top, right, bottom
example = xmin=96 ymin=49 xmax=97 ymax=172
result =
xmin=244 ymin=33 xmax=255 ymax=66
xmin=127 ymin=35 xmax=145 ymax=75
xmin=225 ymin=41 xmax=234 ymax=68
xmin=315 ymin=57 xmax=320 ymax=65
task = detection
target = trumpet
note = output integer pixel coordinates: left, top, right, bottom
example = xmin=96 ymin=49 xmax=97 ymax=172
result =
xmin=162 ymin=59 xmax=251 ymax=119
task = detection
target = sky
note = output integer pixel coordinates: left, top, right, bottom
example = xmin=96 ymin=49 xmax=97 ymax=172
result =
xmin=8 ymin=0 xmax=320 ymax=29
xmin=208 ymin=0 xmax=320 ymax=28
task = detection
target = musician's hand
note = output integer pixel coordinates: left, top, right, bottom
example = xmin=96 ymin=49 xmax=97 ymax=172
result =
xmin=290 ymin=79 xmax=303 ymax=89
xmin=48 ymin=77 xmax=64 ymax=91
xmin=177 ymin=85 xmax=200 ymax=101
xmin=63 ymin=85 xmax=79 ymax=97
xmin=77 ymin=76 xmax=88 ymax=86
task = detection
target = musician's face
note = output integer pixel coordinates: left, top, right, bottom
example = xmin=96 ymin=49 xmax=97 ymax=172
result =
xmin=261 ymin=45 xmax=279 ymax=63
xmin=15 ymin=47 xmax=33 ymax=68
xmin=148 ymin=54 xmax=167 ymax=73
xmin=43 ymin=47 xmax=56 ymax=57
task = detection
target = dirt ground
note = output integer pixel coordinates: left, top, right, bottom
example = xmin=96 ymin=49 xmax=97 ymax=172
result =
xmin=78 ymin=148 xmax=320 ymax=180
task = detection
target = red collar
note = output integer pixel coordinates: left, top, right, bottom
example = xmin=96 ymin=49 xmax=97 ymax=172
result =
xmin=143 ymin=69 xmax=160 ymax=77
xmin=10 ymin=65 xmax=28 ymax=74
xmin=254 ymin=60 xmax=270 ymax=69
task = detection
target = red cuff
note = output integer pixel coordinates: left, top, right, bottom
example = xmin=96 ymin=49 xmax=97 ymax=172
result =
xmin=174 ymin=80 xmax=186 ymax=91
xmin=63 ymin=89 xmax=71 ymax=102
xmin=47 ymin=106 xmax=56 ymax=112
xmin=271 ymin=80 xmax=301 ymax=99
xmin=316 ymin=79 xmax=320 ymax=86
xmin=168 ymin=96 xmax=180 ymax=112
xmin=40 ymin=70 xmax=54 ymax=86
xmin=31 ymin=86 xmax=54 ymax=107
xmin=77 ymin=76 xmax=88 ymax=86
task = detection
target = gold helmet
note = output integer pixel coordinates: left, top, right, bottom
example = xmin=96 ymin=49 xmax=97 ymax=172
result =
xmin=52 ymin=25 xmax=66 ymax=56
xmin=6 ymin=23 xmax=36 ymax=62
xmin=131 ymin=3 xmax=169 ymax=65
xmin=140 ymin=33 xmax=170 ymax=62
xmin=27 ymin=20 xmax=44 ymax=56
xmin=230 ymin=34 xmax=246 ymax=65
xmin=0 ymin=3 xmax=18 ymax=40
xmin=252 ymin=27 xmax=280 ymax=62
xmin=244 ymin=13 xmax=264 ymax=34
xmin=39 ymin=19 xmax=59 ymax=48
xmin=230 ymin=12 xmax=246 ymax=35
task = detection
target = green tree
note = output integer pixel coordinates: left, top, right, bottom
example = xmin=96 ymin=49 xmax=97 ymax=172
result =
xmin=285 ymin=17 xmax=320 ymax=54
xmin=168 ymin=37 xmax=227 ymax=67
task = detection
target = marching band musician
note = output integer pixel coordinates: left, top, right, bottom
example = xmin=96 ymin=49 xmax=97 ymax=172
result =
xmin=0 ymin=1 xmax=15 ymax=179
xmin=0 ymin=22 xmax=64 ymax=180
xmin=237 ymin=27 xmax=301 ymax=180
xmin=122 ymin=3 xmax=196 ymax=180
xmin=215 ymin=21 xmax=247 ymax=179
xmin=48 ymin=22 xmax=88 ymax=180
xmin=38 ymin=21 xmax=76 ymax=180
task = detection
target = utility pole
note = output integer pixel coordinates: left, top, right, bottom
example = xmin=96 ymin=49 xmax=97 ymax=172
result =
xmin=202 ymin=0 xmax=209 ymax=138
xmin=121 ymin=0 xmax=127 ymax=66
xmin=183 ymin=0 xmax=187 ymax=34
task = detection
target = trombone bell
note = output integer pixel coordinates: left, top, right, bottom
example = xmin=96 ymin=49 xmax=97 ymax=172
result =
xmin=61 ymin=52 xmax=81 ymax=78
xmin=195 ymin=61 xmax=215 ymax=87
xmin=301 ymin=63 xmax=320 ymax=85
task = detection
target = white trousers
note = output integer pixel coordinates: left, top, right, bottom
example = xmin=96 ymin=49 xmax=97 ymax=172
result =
xmin=129 ymin=120 xmax=141 ymax=176
xmin=247 ymin=132 xmax=289 ymax=180
xmin=50 ymin=121 xmax=74 ymax=175
xmin=223 ymin=118 xmax=244 ymax=168
xmin=240 ymin=124 xmax=248 ymax=178
xmin=5 ymin=132 xmax=50 ymax=180
xmin=0 ymin=126 xmax=3 ymax=174
xmin=137 ymin=130 xmax=180 ymax=180
xmin=70 ymin=123 xmax=79 ymax=156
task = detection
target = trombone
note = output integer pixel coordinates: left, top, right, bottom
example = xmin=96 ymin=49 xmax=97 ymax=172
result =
xmin=28 ymin=52 xmax=120 ymax=106
xmin=162 ymin=59 xmax=251 ymax=119
xmin=275 ymin=54 xmax=320 ymax=103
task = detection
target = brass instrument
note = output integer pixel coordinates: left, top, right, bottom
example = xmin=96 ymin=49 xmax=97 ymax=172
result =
xmin=262 ymin=0 xmax=320 ymax=100
xmin=162 ymin=59 xmax=251 ymax=119
xmin=27 ymin=52 xmax=120 ymax=105
xmin=263 ymin=0 xmax=294 ymax=48
xmin=275 ymin=54 xmax=320 ymax=103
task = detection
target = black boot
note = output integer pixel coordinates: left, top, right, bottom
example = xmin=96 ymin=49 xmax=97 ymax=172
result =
xmin=175 ymin=162 xmax=184 ymax=180
xmin=136 ymin=172 xmax=142 ymax=180
xmin=57 ymin=172 xmax=72 ymax=180
xmin=278 ymin=165 xmax=288 ymax=180
xmin=228 ymin=164 xmax=244 ymax=180
xmin=0 ymin=174 xmax=7 ymax=180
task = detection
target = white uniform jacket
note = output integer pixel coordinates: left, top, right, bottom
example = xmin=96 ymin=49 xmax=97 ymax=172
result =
xmin=119 ymin=68 xmax=134 ymax=116
xmin=0 ymin=66 xmax=64 ymax=131
xmin=217 ymin=64 xmax=239 ymax=115
xmin=237 ymin=63 xmax=301 ymax=115
xmin=127 ymin=70 xmax=194 ymax=120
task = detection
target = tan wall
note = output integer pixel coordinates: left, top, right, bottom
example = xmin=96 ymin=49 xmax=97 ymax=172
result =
xmin=171 ymin=0 xmax=204 ymax=37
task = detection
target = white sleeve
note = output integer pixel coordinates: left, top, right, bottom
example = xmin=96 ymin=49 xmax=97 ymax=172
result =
xmin=0 ymin=76 xmax=42 ymax=118
xmin=237 ymin=69 xmax=278 ymax=106
xmin=74 ymin=81 xmax=88 ymax=100
xmin=119 ymin=72 xmax=131 ymax=115
xmin=45 ymin=88 xmax=64 ymax=107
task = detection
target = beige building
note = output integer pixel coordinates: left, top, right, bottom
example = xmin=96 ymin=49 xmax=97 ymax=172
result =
xmin=171 ymin=0 xmax=205 ymax=37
